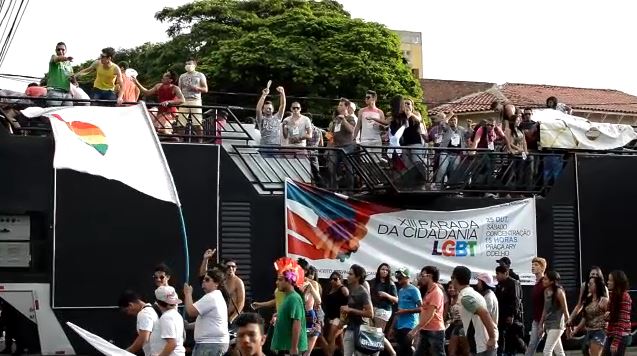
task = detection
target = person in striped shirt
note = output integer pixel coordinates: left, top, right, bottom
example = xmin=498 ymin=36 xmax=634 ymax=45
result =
xmin=605 ymin=270 xmax=632 ymax=356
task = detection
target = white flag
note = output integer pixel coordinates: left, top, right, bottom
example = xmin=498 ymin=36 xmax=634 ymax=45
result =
xmin=66 ymin=322 xmax=135 ymax=356
xmin=22 ymin=103 xmax=180 ymax=205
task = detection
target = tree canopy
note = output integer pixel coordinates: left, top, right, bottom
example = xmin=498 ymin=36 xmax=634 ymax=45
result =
xmin=82 ymin=0 xmax=426 ymax=124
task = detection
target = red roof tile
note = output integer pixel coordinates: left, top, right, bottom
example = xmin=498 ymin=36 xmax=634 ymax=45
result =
xmin=428 ymin=83 xmax=637 ymax=115
xmin=420 ymin=78 xmax=495 ymax=108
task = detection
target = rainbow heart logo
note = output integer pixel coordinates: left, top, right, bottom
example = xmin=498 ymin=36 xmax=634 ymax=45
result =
xmin=51 ymin=114 xmax=108 ymax=156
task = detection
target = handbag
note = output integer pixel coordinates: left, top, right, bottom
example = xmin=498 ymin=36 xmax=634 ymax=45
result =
xmin=354 ymin=324 xmax=384 ymax=354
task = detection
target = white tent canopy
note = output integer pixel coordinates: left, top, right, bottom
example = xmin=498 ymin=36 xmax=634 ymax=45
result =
xmin=532 ymin=109 xmax=637 ymax=150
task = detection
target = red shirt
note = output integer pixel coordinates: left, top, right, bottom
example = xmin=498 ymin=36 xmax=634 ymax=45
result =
xmin=531 ymin=278 xmax=546 ymax=322
xmin=607 ymin=291 xmax=632 ymax=349
xmin=25 ymin=86 xmax=47 ymax=97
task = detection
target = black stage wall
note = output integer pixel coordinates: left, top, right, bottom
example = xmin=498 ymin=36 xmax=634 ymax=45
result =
xmin=577 ymin=155 xmax=637 ymax=289
xmin=53 ymin=144 xmax=219 ymax=351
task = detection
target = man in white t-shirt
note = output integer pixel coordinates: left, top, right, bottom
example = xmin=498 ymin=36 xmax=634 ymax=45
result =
xmin=451 ymin=266 xmax=498 ymax=356
xmin=184 ymin=269 xmax=230 ymax=356
xmin=118 ymin=290 xmax=159 ymax=356
xmin=152 ymin=286 xmax=186 ymax=356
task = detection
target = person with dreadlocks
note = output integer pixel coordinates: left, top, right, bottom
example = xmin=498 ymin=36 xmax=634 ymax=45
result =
xmin=271 ymin=263 xmax=308 ymax=356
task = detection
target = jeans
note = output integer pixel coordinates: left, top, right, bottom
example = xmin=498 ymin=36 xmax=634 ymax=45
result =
xmin=329 ymin=144 xmax=356 ymax=189
xmin=395 ymin=328 xmax=414 ymax=356
xmin=46 ymin=89 xmax=73 ymax=107
xmin=343 ymin=329 xmax=379 ymax=356
xmin=603 ymin=335 xmax=632 ymax=356
xmin=524 ymin=320 xmax=542 ymax=356
xmin=543 ymin=155 xmax=563 ymax=185
xmin=91 ymin=88 xmax=117 ymax=105
xmin=192 ymin=343 xmax=229 ymax=356
xmin=436 ymin=152 xmax=461 ymax=185
xmin=415 ymin=330 xmax=446 ymax=356
xmin=543 ymin=329 xmax=565 ymax=356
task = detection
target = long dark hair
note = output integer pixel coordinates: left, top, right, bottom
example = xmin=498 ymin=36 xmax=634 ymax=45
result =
xmin=545 ymin=270 xmax=563 ymax=305
xmin=582 ymin=276 xmax=606 ymax=309
xmin=350 ymin=264 xmax=367 ymax=285
xmin=609 ymin=270 xmax=629 ymax=323
xmin=374 ymin=263 xmax=391 ymax=284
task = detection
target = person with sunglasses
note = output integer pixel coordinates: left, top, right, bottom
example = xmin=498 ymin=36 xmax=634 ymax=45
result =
xmin=184 ymin=269 xmax=230 ymax=356
xmin=282 ymin=102 xmax=312 ymax=147
xmin=46 ymin=42 xmax=74 ymax=107
xmin=75 ymin=47 xmax=124 ymax=106
xmin=224 ymin=259 xmax=246 ymax=324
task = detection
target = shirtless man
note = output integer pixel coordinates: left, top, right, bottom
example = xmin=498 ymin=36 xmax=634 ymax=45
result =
xmin=225 ymin=258 xmax=246 ymax=323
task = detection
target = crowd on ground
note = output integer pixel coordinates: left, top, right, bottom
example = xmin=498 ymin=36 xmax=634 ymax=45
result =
xmin=62 ymin=247 xmax=631 ymax=356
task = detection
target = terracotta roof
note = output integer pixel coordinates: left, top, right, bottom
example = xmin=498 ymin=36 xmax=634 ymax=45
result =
xmin=430 ymin=83 xmax=637 ymax=115
xmin=420 ymin=78 xmax=495 ymax=108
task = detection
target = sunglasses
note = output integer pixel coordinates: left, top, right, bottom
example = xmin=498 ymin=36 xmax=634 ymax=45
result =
xmin=227 ymin=264 xmax=237 ymax=268
xmin=56 ymin=48 xmax=65 ymax=52
xmin=153 ymin=275 xmax=166 ymax=280
xmin=291 ymin=107 xmax=301 ymax=110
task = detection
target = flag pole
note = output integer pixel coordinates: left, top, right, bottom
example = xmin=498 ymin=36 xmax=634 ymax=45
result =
xmin=138 ymin=102 xmax=190 ymax=287
xmin=177 ymin=206 xmax=190 ymax=284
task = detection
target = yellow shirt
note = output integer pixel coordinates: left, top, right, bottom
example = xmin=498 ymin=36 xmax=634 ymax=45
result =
xmin=94 ymin=63 xmax=117 ymax=91
xmin=274 ymin=289 xmax=286 ymax=311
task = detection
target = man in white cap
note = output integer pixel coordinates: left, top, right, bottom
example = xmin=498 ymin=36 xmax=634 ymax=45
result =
xmin=475 ymin=272 xmax=499 ymax=324
xmin=152 ymin=286 xmax=186 ymax=356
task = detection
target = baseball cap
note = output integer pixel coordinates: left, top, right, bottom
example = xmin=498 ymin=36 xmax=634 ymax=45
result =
xmin=477 ymin=272 xmax=496 ymax=288
xmin=496 ymin=257 xmax=512 ymax=266
xmin=349 ymin=102 xmax=356 ymax=111
xmin=395 ymin=267 xmax=410 ymax=279
xmin=155 ymin=286 xmax=182 ymax=305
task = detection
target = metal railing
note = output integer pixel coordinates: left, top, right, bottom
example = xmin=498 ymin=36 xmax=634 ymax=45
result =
xmin=0 ymin=96 xmax=254 ymax=144
xmin=228 ymin=144 xmax=577 ymax=196
xmin=229 ymin=145 xmax=389 ymax=194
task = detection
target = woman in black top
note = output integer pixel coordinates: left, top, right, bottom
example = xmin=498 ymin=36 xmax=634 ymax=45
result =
xmin=369 ymin=263 xmax=398 ymax=356
xmin=323 ymin=271 xmax=349 ymax=356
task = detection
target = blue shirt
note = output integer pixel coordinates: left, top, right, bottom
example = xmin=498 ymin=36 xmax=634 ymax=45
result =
xmin=396 ymin=284 xmax=422 ymax=330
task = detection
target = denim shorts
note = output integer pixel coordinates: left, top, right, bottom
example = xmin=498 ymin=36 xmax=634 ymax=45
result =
xmin=586 ymin=329 xmax=606 ymax=346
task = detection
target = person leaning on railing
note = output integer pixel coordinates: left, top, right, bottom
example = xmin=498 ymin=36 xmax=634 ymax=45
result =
xmin=132 ymin=71 xmax=185 ymax=136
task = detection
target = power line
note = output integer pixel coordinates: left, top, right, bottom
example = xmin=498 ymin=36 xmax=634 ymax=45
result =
xmin=0 ymin=0 xmax=28 ymax=67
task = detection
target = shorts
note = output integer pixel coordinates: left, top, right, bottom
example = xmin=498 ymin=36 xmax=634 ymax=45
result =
xmin=177 ymin=98 xmax=203 ymax=127
xmin=586 ymin=329 xmax=606 ymax=346
xmin=306 ymin=309 xmax=321 ymax=336
xmin=373 ymin=308 xmax=392 ymax=322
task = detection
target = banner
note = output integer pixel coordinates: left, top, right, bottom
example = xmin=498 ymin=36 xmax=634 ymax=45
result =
xmin=66 ymin=322 xmax=135 ymax=356
xmin=533 ymin=108 xmax=637 ymax=150
xmin=285 ymin=179 xmax=537 ymax=285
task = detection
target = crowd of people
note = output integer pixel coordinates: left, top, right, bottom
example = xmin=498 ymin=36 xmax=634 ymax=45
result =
xmin=0 ymin=42 xmax=576 ymax=194
xmin=109 ymin=246 xmax=632 ymax=356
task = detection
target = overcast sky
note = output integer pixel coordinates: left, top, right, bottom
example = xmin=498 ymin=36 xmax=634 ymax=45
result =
xmin=1 ymin=0 xmax=634 ymax=95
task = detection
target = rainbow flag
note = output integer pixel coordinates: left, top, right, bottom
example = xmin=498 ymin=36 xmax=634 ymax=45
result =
xmin=22 ymin=103 xmax=180 ymax=205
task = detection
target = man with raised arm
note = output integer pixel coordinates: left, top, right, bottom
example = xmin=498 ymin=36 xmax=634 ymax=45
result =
xmin=256 ymin=85 xmax=286 ymax=148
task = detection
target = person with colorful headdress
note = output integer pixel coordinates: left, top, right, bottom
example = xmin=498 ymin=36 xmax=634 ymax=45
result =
xmin=270 ymin=258 xmax=308 ymax=356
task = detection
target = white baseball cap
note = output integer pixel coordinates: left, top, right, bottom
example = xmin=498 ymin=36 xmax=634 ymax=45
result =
xmin=350 ymin=102 xmax=356 ymax=111
xmin=155 ymin=286 xmax=182 ymax=305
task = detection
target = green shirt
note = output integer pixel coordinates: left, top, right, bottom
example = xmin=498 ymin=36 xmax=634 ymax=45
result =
xmin=47 ymin=58 xmax=73 ymax=91
xmin=271 ymin=291 xmax=308 ymax=352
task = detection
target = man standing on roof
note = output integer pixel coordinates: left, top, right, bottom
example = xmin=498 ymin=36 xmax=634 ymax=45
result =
xmin=46 ymin=42 xmax=74 ymax=107
xmin=256 ymin=85 xmax=286 ymax=149
xmin=354 ymin=90 xmax=387 ymax=148
xmin=178 ymin=59 xmax=208 ymax=140
xmin=75 ymin=47 xmax=124 ymax=106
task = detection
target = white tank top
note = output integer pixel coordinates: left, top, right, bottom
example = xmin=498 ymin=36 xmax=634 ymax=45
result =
xmin=359 ymin=107 xmax=383 ymax=143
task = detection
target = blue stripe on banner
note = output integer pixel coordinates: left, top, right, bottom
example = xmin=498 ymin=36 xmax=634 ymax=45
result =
xmin=286 ymin=181 xmax=356 ymax=220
